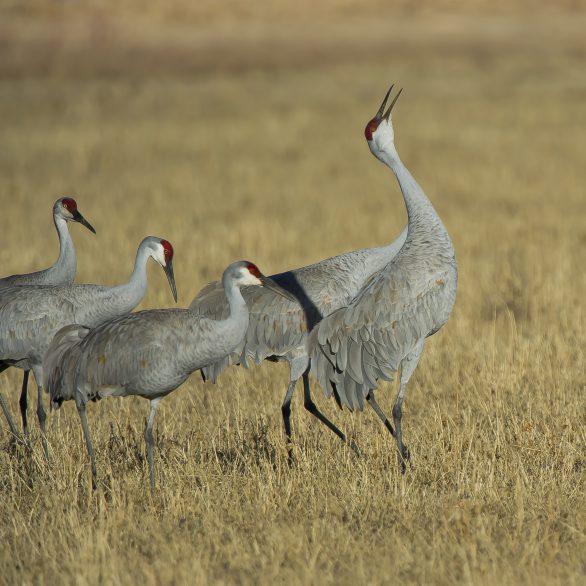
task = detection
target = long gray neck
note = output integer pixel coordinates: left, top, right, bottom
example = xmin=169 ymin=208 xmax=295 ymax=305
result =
xmin=380 ymin=145 xmax=451 ymax=252
xmin=108 ymin=245 xmax=152 ymax=314
xmin=222 ymin=277 xmax=248 ymax=319
xmin=48 ymin=216 xmax=76 ymax=284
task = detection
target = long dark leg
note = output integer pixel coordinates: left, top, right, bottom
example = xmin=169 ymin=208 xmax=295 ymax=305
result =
xmin=77 ymin=402 xmax=97 ymax=490
xmin=32 ymin=370 xmax=48 ymax=460
xmin=366 ymin=390 xmax=396 ymax=438
xmin=281 ymin=380 xmax=297 ymax=465
xmin=302 ymin=372 xmax=360 ymax=456
xmin=19 ymin=370 xmax=30 ymax=437
xmin=392 ymin=382 xmax=410 ymax=473
xmin=144 ymin=398 xmax=161 ymax=493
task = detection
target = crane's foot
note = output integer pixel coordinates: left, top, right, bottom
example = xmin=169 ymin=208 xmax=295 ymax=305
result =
xmin=286 ymin=442 xmax=295 ymax=468
xmin=348 ymin=439 xmax=361 ymax=457
xmin=398 ymin=444 xmax=411 ymax=474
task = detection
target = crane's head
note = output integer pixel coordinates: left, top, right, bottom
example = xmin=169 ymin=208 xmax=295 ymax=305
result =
xmin=147 ymin=237 xmax=178 ymax=302
xmin=54 ymin=197 xmax=96 ymax=234
xmin=224 ymin=261 xmax=297 ymax=301
xmin=364 ymin=84 xmax=402 ymax=156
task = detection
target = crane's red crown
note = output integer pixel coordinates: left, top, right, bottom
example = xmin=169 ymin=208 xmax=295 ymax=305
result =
xmin=161 ymin=239 xmax=174 ymax=261
xmin=364 ymin=118 xmax=381 ymax=141
xmin=246 ymin=263 xmax=262 ymax=278
xmin=61 ymin=197 xmax=78 ymax=212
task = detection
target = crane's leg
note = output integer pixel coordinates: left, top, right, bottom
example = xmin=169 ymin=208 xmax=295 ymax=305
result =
xmin=394 ymin=341 xmax=424 ymax=473
xmin=366 ymin=390 xmax=396 ymax=438
xmin=144 ymin=397 xmax=161 ymax=493
xmin=302 ymin=372 xmax=361 ymax=456
xmin=0 ymin=392 xmax=20 ymax=440
xmin=280 ymin=379 xmax=297 ymax=465
xmin=31 ymin=366 xmax=48 ymax=460
xmin=392 ymin=382 xmax=409 ymax=473
xmin=19 ymin=370 xmax=30 ymax=437
xmin=77 ymin=402 xmax=97 ymax=490
xmin=0 ymin=364 xmax=21 ymax=441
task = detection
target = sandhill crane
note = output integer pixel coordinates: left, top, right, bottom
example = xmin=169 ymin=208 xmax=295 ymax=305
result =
xmin=0 ymin=236 xmax=176 ymax=457
xmin=0 ymin=197 xmax=95 ymax=443
xmin=189 ymin=91 xmax=409 ymax=459
xmin=44 ymin=261 xmax=293 ymax=491
xmin=309 ymin=85 xmax=458 ymax=470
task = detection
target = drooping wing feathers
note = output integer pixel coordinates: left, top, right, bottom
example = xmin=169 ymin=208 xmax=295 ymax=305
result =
xmin=0 ymin=287 xmax=78 ymax=363
xmin=309 ymin=269 xmax=452 ymax=411
xmin=44 ymin=324 xmax=91 ymax=405
xmin=189 ymin=242 xmax=406 ymax=383
xmin=190 ymin=273 xmax=320 ymax=381
xmin=45 ymin=309 xmax=237 ymax=405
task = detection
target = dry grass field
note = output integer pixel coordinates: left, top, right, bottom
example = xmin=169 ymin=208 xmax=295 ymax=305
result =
xmin=1 ymin=4 xmax=585 ymax=585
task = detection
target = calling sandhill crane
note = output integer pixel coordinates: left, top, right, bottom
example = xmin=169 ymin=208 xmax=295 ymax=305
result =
xmin=189 ymin=91 xmax=410 ymax=460
xmin=310 ymin=85 xmax=458 ymax=470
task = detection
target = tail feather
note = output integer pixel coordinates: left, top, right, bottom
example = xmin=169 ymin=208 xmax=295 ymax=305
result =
xmin=43 ymin=324 xmax=91 ymax=408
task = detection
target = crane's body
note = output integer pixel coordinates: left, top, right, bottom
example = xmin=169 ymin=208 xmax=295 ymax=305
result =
xmin=0 ymin=197 xmax=95 ymax=448
xmin=44 ymin=261 xmax=290 ymax=491
xmin=309 ymin=86 xmax=458 ymax=468
xmin=191 ymin=232 xmax=406 ymax=454
xmin=0 ymin=236 xmax=175 ymax=455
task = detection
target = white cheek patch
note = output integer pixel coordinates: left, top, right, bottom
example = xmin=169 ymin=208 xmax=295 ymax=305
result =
xmin=153 ymin=245 xmax=167 ymax=266
xmin=241 ymin=271 xmax=262 ymax=286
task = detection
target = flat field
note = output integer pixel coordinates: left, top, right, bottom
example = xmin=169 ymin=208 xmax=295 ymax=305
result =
xmin=0 ymin=6 xmax=585 ymax=585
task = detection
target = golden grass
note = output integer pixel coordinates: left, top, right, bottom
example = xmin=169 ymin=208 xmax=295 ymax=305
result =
xmin=0 ymin=13 xmax=585 ymax=585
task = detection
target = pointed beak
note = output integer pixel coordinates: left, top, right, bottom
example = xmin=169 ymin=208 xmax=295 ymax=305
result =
xmin=382 ymin=87 xmax=403 ymax=121
xmin=375 ymin=84 xmax=394 ymax=120
xmin=72 ymin=209 xmax=96 ymax=234
xmin=259 ymin=276 xmax=297 ymax=303
xmin=163 ymin=260 xmax=178 ymax=302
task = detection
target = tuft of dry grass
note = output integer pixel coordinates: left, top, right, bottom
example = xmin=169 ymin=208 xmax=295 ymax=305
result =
xmin=1 ymin=10 xmax=585 ymax=585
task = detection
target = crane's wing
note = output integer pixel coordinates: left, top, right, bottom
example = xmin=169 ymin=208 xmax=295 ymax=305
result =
xmin=44 ymin=324 xmax=91 ymax=405
xmin=309 ymin=268 xmax=451 ymax=411
xmin=0 ymin=287 xmax=77 ymax=362
xmin=190 ymin=273 xmax=321 ymax=382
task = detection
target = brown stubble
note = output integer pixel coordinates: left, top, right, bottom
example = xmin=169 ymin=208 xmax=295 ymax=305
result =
xmin=0 ymin=6 xmax=585 ymax=586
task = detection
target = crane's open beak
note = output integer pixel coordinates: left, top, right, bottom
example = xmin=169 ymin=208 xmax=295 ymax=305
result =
xmin=382 ymin=86 xmax=403 ymax=121
xmin=72 ymin=209 xmax=96 ymax=234
xmin=164 ymin=260 xmax=178 ymax=302
xmin=259 ymin=276 xmax=297 ymax=303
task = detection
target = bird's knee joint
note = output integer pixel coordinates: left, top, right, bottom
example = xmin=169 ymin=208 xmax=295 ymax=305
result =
xmin=392 ymin=404 xmax=402 ymax=420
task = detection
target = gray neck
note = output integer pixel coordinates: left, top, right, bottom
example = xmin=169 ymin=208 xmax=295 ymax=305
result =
xmin=108 ymin=245 xmax=152 ymax=314
xmin=49 ymin=216 xmax=76 ymax=284
xmin=222 ymin=277 xmax=248 ymax=318
xmin=380 ymin=145 xmax=451 ymax=249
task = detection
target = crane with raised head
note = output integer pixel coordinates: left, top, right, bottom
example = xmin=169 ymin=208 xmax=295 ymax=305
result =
xmin=310 ymin=85 xmax=458 ymax=470
xmin=190 ymin=88 xmax=409 ymax=459
xmin=0 ymin=236 xmax=176 ymax=457
xmin=44 ymin=260 xmax=293 ymax=491
xmin=0 ymin=196 xmax=95 ymax=443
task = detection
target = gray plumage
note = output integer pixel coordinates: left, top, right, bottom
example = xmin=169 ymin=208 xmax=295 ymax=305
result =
xmin=190 ymin=233 xmax=406 ymax=455
xmin=0 ymin=197 xmax=95 ymax=449
xmin=0 ymin=197 xmax=95 ymax=290
xmin=0 ymin=236 xmax=175 ymax=454
xmin=43 ymin=260 xmax=287 ymax=491
xmin=309 ymin=86 xmax=458 ymax=469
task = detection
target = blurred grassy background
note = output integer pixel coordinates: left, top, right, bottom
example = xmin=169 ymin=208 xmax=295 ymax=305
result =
xmin=1 ymin=2 xmax=585 ymax=585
